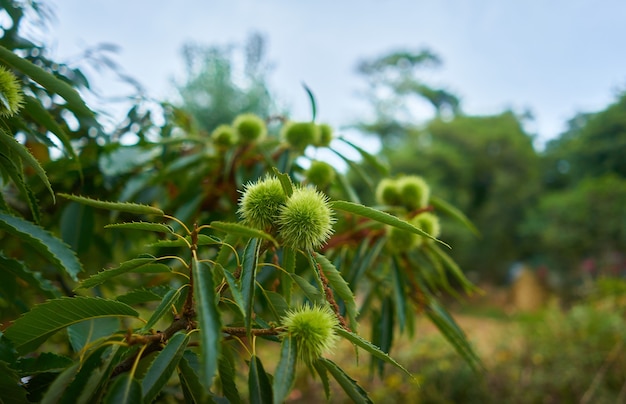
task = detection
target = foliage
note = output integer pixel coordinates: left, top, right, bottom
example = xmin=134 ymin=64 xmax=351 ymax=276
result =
xmin=0 ymin=5 xmax=480 ymax=401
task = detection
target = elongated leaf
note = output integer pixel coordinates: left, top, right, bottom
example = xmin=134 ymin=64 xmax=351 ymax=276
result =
xmin=332 ymin=201 xmax=449 ymax=247
xmin=211 ymin=221 xmax=278 ymax=247
xmin=312 ymin=359 xmax=331 ymax=401
xmin=338 ymin=137 xmax=389 ymax=175
xmin=0 ymin=127 xmax=54 ymax=201
xmin=291 ymin=273 xmax=324 ymax=304
xmin=60 ymin=202 xmax=94 ymax=254
xmin=272 ymin=168 xmax=294 ymax=197
xmin=335 ymin=328 xmax=412 ymax=378
xmin=0 ymin=361 xmax=29 ymax=404
xmin=273 ymin=337 xmax=297 ymax=404
xmin=0 ymin=45 xmax=93 ymax=118
xmin=426 ymin=299 xmax=483 ymax=372
xmin=58 ymin=193 xmax=164 ymax=216
xmin=141 ymin=287 xmax=183 ymax=332
xmin=12 ymin=352 xmax=73 ymax=376
xmin=281 ymin=247 xmax=296 ymax=304
xmin=67 ymin=317 xmax=120 ymax=352
xmin=0 ymin=211 xmax=82 ymax=281
xmin=0 ymin=253 xmax=60 ymax=299
xmin=430 ymin=195 xmax=480 ymax=236
xmin=104 ymin=221 xmax=174 ymax=234
xmin=218 ymin=347 xmax=242 ymax=404
xmin=335 ymin=171 xmax=361 ymax=203
xmin=148 ymin=234 xmax=218 ymax=248
xmin=77 ymin=257 xmax=169 ymax=289
xmin=178 ymin=350 xmax=209 ymax=404
xmin=241 ymin=238 xmax=260 ymax=334
xmin=302 ymin=82 xmax=317 ymax=121
xmin=314 ymin=254 xmax=358 ymax=330
xmin=103 ymin=374 xmax=142 ymax=404
xmin=0 ymin=151 xmax=40 ymax=223
xmin=215 ymin=264 xmax=245 ymax=319
xmin=22 ymin=95 xmax=79 ymax=161
xmin=59 ymin=345 xmax=112 ymax=404
xmin=4 ymin=297 xmax=138 ymax=355
xmin=249 ymin=355 xmax=273 ymax=404
xmin=317 ymin=358 xmax=372 ymax=403
xmin=391 ymin=257 xmax=407 ymax=331
xmin=192 ymin=258 xmax=222 ymax=389
xmin=40 ymin=362 xmax=81 ymax=404
xmin=142 ymin=332 xmax=189 ymax=403
xmin=428 ymin=244 xmax=478 ymax=294
xmin=115 ymin=288 xmax=163 ymax=305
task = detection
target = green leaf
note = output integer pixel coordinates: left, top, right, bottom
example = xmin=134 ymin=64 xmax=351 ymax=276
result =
xmin=0 ymin=361 xmax=28 ymax=404
xmin=0 ymin=253 xmax=60 ymax=299
xmin=4 ymin=297 xmax=138 ymax=355
xmin=241 ymin=238 xmax=261 ymax=334
xmin=147 ymin=234 xmax=218 ymax=248
xmin=430 ymin=195 xmax=480 ymax=237
xmin=211 ymin=221 xmax=278 ymax=247
xmin=339 ymin=137 xmax=389 ymax=175
xmin=178 ymin=350 xmax=209 ymax=404
xmin=332 ymin=200 xmax=449 ymax=247
xmin=291 ymin=273 xmax=324 ymax=304
xmin=22 ymin=95 xmax=79 ymax=162
xmin=314 ymin=254 xmax=358 ymax=330
xmin=273 ymin=337 xmax=297 ymax=404
xmin=313 ymin=359 xmax=331 ymax=401
xmin=192 ymin=258 xmax=222 ymax=390
xmin=302 ymin=82 xmax=317 ymax=121
xmin=391 ymin=257 xmax=407 ymax=332
xmin=142 ymin=332 xmax=189 ymax=403
xmin=77 ymin=257 xmax=169 ymax=289
xmin=59 ymin=345 xmax=114 ymax=404
xmin=281 ymin=247 xmax=296 ymax=304
xmin=317 ymin=358 xmax=372 ymax=403
xmin=104 ymin=221 xmax=174 ymax=234
xmin=12 ymin=352 xmax=73 ymax=376
xmin=215 ymin=264 xmax=246 ymax=319
xmin=0 ymin=211 xmax=83 ymax=281
xmin=248 ymin=355 xmax=273 ymax=404
xmin=272 ymin=168 xmax=294 ymax=197
xmin=103 ymin=374 xmax=142 ymax=404
xmin=218 ymin=347 xmax=242 ymax=404
xmin=428 ymin=244 xmax=478 ymax=294
xmin=426 ymin=299 xmax=483 ymax=372
xmin=60 ymin=202 xmax=94 ymax=254
xmin=115 ymin=289 xmax=163 ymax=305
xmin=335 ymin=171 xmax=361 ymax=203
xmin=40 ymin=362 xmax=81 ymax=404
xmin=335 ymin=328 xmax=412 ymax=378
xmin=140 ymin=287 xmax=184 ymax=332
xmin=57 ymin=193 xmax=164 ymax=216
xmin=0 ymin=45 xmax=93 ymax=118
xmin=0 ymin=151 xmax=41 ymax=223
xmin=67 ymin=317 xmax=120 ymax=352
xmin=0 ymin=127 xmax=54 ymax=201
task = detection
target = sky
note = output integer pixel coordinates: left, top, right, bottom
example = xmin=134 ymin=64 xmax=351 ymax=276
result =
xmin=47 ymin=1 xmax=626 ymax=147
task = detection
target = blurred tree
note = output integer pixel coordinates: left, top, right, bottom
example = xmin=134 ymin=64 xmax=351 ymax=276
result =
xmin=175 ymin=32 xmax=276 ymax=133
xmin=355 ymin=48 xmax=460 ymax=145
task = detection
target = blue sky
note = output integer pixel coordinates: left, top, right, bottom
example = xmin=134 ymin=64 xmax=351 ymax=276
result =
xmin=49 ymin=1 xmax=626 ymax=146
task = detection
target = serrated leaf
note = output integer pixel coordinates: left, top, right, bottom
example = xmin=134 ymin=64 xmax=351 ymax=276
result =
xmin=192 ymin=258 xmax=222 ymax=389
xmin=104 ymin=221 xmax=174 ymax=234
xmin=332 ymin=200 xmax=449 ymax=247
xmin=0 ymin=151 xmax=41 ymax=223
xmin=0 ymin=45 xmax=94 ymax=118
xmin=0 ymin=127 xmax=54 ymax=201
xmin=249 ymin=355 xmax=273 ymax=404
xmin=115 ymin=288 xmax=163 ymax=305
xmin=59 ymin=345 xmax=112 ymax=404
xmin=290 ymin=273 xmax=324 ymax=304
xmin=317 ymin=358 xmax=372 ymax=404
xmin=60 ymin=202 xmax=94 ymax=254
xmin=178 ymin=350 xmax=209 ymax=404
xmin=241 ymin=238 xmax=260 ymax=334
xmin=0 ymin=361 xmax=29 ymax=404
xmin=335 ymin=328 xmax=412 ymax=378
xmin=211 ymin=221 xmax=278 ymax=247
xmin=218 ymin=347 xmax=241 ymax=404
xmin=273 ymin=337 xmax=296 ymax=404
xmin=22 ymin=94 xmax=79 ymax=162
xmin=58 ymin=193 xmax=164 ymax=216
xmin=142 ymin=332 xmax=189 ymax=403
xmin=12 ymin=352 xmax=73 ymax=376
xmin=103 ymin=374 xmax=142 ymax=404
xmin=314 ymin=254 xmax=358 ymax=330
xmin=147 ymin=234 xmax=219 ymax=248
xmin=0 ymin=211 xmax=83 ymax=281
xmin=77 ymin=257 xmax=169 ymax=289
xmin=0 ymin=253 xmax=60 ymax=299
xmin=313 ymin=359 xmax=331 ymax=401
xmin=40 ymin=362 xmax=81 ymax=404
xmin=215 ymin=263 xmax=245 ymax=320
xmin=430 ymin=195 xmax=480 ymax=237
xmin=140 ymin=287 xmax=184 ymax=332
xmin=426 ymin=299 xmax=483 ymax=372
xmin=4 ymin=297 xmax=138 ymax=355
xmin=67 ymin=317 xmax=120 ymax=352
xmin=272 ymin=168 xmax=294 ymax=197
